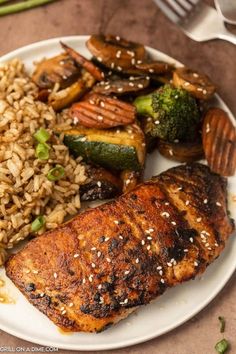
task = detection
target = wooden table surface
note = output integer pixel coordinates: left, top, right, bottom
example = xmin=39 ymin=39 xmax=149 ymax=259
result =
xmin=0 ymin=1 xmax=236 ymax=353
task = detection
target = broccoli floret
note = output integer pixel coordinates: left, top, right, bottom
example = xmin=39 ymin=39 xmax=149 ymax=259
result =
xmin=134 ymin=85 xmax=200 ymax=142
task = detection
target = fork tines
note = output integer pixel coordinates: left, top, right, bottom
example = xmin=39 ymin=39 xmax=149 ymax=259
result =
xmin=154 ymin=0 xmax=199 ymax=22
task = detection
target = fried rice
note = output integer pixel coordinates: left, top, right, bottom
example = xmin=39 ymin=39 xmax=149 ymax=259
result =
xmin=0 ymin=59 xmax=87 ymax=266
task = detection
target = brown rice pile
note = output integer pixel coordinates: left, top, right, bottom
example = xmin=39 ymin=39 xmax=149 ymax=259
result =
xmin=0 ymin=59 xmax=87 ymax=266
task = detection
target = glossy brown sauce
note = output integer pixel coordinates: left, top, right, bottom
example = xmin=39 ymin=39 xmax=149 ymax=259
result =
xmin=57 ymin=327 xmax=73 ymax=336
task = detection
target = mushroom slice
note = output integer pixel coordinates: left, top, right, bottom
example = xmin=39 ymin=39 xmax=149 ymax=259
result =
xmin=70 ymin=93 xmax=136 ymax=129
xmin=202 ymin=107 xmax=236 ymax=176
xmin=158 ymin=139 xmax=204 ymax=163
xmin=173 ymin=67 xmax=216 ymax=100
xmin=120 ymin=170 xmax=142 ymax=193
xmin=61 ymin=41 xmax=104 ymax=81
xmin=93 ymin=76 xmax=150 ymax=95
xmin=135 ymin=61 xmax=174 ymax=75
xmin=32 ymin=53 xmax=81 ymax=89
xmin=86 ymin=34 xmax=146 ymax=71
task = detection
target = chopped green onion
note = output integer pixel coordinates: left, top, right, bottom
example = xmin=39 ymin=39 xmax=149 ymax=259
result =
xmin=215 ymin=339 xmax=229 ymax=354
xmin=34 ymin=128 xmax=50 ymax=144
xmin=218 ymin=316 xmax=225 ymax=333
xmin=35 ymin=143 xmax=50 ymax=160
xmin=31 ymin=216 xmax=45 ymax=232
xmin=47 ymin=165 xmax=65 ymax=181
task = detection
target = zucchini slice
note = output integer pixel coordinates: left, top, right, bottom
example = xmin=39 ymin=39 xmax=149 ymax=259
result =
xmin=63 ymin=124 xmax=146 ymax=171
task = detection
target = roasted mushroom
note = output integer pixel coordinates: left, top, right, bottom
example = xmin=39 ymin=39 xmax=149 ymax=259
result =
xmin=202 ymin=107 xmax=236 ymax=176
xmin=158 ymin=139 xmax=204 ymax=162
xmin=70 ymin=93 xmax=136 ymax=129
xmin=32 ymin=53 xmax=81 ymax=89
xmin=173 ymin=67 xmax=216 ymax=100
xmin=61 ymin=41 xmax=104 ymax=81
xmin=120 ymin=170 xmax=142 ymax=193
xmin=80 ymin=165 xmax=122 ymax=201
xmin=93 ymin=76 xmax=150 ymax=96
xmin=86 ymin=34 xmax=146 ymax=72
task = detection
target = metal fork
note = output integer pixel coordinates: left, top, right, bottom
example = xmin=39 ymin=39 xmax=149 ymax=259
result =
xmin=153 ymin=0 xmax=236 ymax=45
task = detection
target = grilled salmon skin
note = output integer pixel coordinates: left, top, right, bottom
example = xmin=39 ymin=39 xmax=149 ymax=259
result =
xmin=6 ymin=163 xmax=234 ymax=332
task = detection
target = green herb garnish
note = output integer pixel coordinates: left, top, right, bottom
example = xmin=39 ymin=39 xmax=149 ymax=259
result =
xmin=215 ymin=339 xmax=229 ymax=354
xmin=218 ymin=316 xmax=225 ymax=333
xmin=31 ymin=215 xmax=45 ymax=232
xmin=35 ymin=143 xmax=50 ymax=160
xmin=34 ymin=128 xmax=50 ymax=144
xmin=0 ymin=0 xmax=57 ymax=17
xmin=47 ymin=165 xmax=65 ymax=181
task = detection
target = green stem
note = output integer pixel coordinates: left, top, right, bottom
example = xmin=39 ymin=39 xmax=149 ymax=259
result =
xmin=0 ymin=0 xmax=10 ymax=4
xmin=0 ymin=0 xmax=57 ymax=16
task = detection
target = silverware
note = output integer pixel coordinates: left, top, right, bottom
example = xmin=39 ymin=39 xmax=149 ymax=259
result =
xmin=153 ymin=0 xmax=236 ymax=45
xmin=214 ymin=0 xmax=236 ymax=25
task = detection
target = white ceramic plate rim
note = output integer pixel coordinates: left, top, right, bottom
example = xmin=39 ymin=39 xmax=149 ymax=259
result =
xmin=0 ymin=36 xmax=235 ymax=351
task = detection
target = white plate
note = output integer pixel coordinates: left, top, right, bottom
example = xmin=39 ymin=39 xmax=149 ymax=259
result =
xmin=0 ymin=36 xmax=235 ymax=351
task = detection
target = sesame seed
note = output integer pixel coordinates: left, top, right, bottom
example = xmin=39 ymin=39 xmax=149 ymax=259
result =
xmin=203 ymin=89 xmax=207 ymax=95
xmin=131 ymin=58 xmax=136 ymax=65
xmin=82 ymin=278 xmax=86 ymax=284
xmin=89 ymin=99 xmax=95 ymax=105
xmin=105 ymin=85 xmax=111 ymax=90
xmin=97 ymin=251 xmax=101 ymax=258
xmin=99 ymin=297 xmax=104 ymax=304
xmin=135 ymin=258 xmax=139 ymax=264
xmin=25 ymin=269 xmax=30 ymax=274
xmin=129 ymin=82 xmax=134 ymax=87
xmin=98 ymin=284 xmax=102 ymax=290
xmin=171 ymin=221 xmax=176 ymax=225
xmin=174 ymin=139 xmax=179 ymax=143
xmin=216 ymin=202 xmax=222 ymax=207
xmin=97 ymin=181 xmax=102 ymax=188
xmin=193 ymin=73 xmax=199 ymax=78
xmin=177 ymin=186 xmax=183 ymax=191
xmin=170 ymin=258 xmax=175 ymax=263
xmin=116 ymin=50 xmax=121 ymax=58
xmin=147 ymin=236 xmax=152 ymax=240
xmin=147 ymin=117 xmax=152 ymax=122
xmin=40 ymin=293 xmax=45 ymax=297
xmin=203 ymin=199 xmax=208 ymax=204
xmin=124 ymin=270 xmax=130 ymax=275
xmin=146 ymin=76 xmax=150 ymax=80
xmin=167 ymin=262 xmax=172 ymax=267
xmin=208 ymin=247 xmax=212 ymax=250
xmin=154 ymin=120 xmax=160 ymax=125
xmin=147 ymin=245 xmax=151 ymax=250
xmin=175 ymin=95 xmax=178 ymax=99
xmin=159 ymin=270 xmax=163 ymax=276
xmin=161 ymin=278 xmax=165 ymax=284
xmin=184 ymin=82 xmax=190 ymax=86
xmin=185 ymin=200 xmax=190 ymax=206
xmin=97 ymin=57 xmax=103 ymax=62
xmin=61 ymin=310 xmax=66 ymax=315
xmin=169 ymin=149 xmax=173 ymax=156
xmin=124 ymin=298 xmax=128 ymax=304
xmin=116 ymin=36 xmax=120 ymax=41
xmin=137 ymin=60 xmax=142 ymax=64
xmin=125 ymin=179 xmax=131 ymax=185
xmin=149 ymin=68 xmax=154 ymax=73
xmin=117 ymin=87 xmax=123 ymax=92
xmin=197 ymin=87 xmax=203 ymax=91
xmin=53 ymin=272 xmax=57 ymax=279
xmin=129 ymin=76 xmax=135 ymax=80
xmin=89 ymin=275 xmax=93 ymax=282
xmin=196 ymin=217 xmax=202 ymax=222
xmin=138 ymin=84 xmax=143 ymax=89
xmin=157 ymin=266 xmax=162 ymax=270
xmin=32 ymin=270 xmax=38 ymax=274
xmin=117 ymin=66 xmax=122 ymax=71
xmin=91 ymin=247 xmax=96 ymax=251
xmin=190 ymin=237 xmax=194 ymax=243
xmin=141 ymin=240 xmax=145 ymax=245
xmin=106 ymin=258 xmax=111 ymax=263
xmin=100 ymin=101 xmax=105 ymax=107
xmin=119 ymin=235 xmax=123 ymax=239
xmin=194 ymin=261 xmax=198 ymax=266
xmin=60 ymin=306 xmax=65 ymax=311
xmin=69 ymin=302 xmax=74 ymax=307
xmin=161 ymin=212 xmax=170 ymax=218
xmin=206 ymin=123 xmax=210 ymax=133
xmin=111 ymin=62 xmax=115 ymax=69
xmin=114 ymin=220 xmax=119 ymax=225
xmin=215 ymin=243 xmax=219 ymax=247
xmin=205 ymin=243 xmax=209 ymax=247
xmin=165 ymin=202 xmax=170 ymax=206
xmin=127 ymin=50 xmax=135 ymax=57
xmin=91 ymin=263 xmax=96 ymax=268
xmin=184 ymin=249 xmax=188 ymax=253
xmin=97 ymin=115 xmax=104 ymax=121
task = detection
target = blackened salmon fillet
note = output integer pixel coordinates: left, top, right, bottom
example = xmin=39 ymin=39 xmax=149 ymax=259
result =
xmin=6 ymin=163 xmax=234 ymax=332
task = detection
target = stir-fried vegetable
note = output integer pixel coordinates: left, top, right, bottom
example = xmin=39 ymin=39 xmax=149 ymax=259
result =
xmin=31 ymin=215 xmax=45 ymax=232
xmin=215 ymin=339 xmax=229 ymax=354
xmin=47 ymin=165 xmax=65 ymax=181
xmin=34 ymin=128 xmax=50 ymax=144
xmin=35 ymin=143 xmax=50 ymax=160
xmin=0 ymin=0 xmax=57 ymax=17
